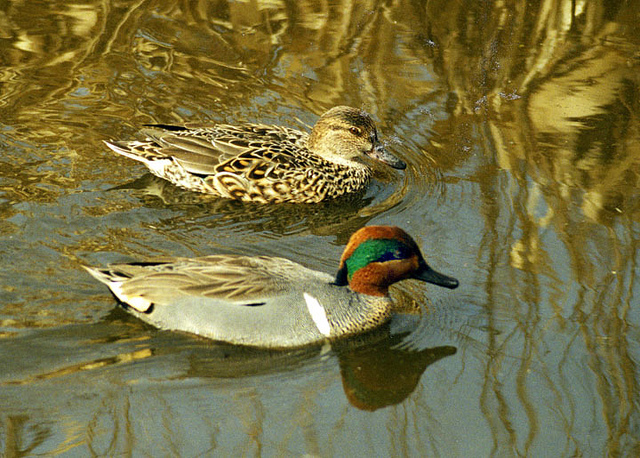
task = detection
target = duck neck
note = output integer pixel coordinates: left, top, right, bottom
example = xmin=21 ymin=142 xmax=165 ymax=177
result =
xmin=312 ymin=148 xmax=366 ymax=169
xmin=326 ymin=284 xmax=393 ymax=336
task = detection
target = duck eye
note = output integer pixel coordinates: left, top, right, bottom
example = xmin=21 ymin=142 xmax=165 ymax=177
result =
xmin=377 ymin=245 xmax=410 ymax=263
xmin=349 ymin=126 xmax=362 ymax=136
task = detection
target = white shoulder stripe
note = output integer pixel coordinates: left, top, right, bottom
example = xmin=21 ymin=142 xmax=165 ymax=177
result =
xmin=304 ymin=293 xmax=331 ymax=337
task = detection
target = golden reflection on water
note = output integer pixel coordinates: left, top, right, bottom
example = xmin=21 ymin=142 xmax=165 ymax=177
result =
xmin=0 ymin=0 xmax=639 ymax=456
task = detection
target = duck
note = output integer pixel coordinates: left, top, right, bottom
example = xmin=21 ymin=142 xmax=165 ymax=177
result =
xmin=84 ymin=226 xmax=458 ymax=348
xmin=104 ymin=106 xmax=406 ymax=204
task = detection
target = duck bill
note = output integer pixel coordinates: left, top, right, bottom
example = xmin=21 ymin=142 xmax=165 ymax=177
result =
xmin=366 ymin=145 xmax=407 ymax=170
xmin=413 ymin=264 xmax=459 ymax=289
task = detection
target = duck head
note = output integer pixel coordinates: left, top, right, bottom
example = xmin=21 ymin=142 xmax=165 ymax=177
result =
xmin=307 ymin=106 xmax=406 ymax=170
xmin=334 ymin=226 xmax=459 ymax=296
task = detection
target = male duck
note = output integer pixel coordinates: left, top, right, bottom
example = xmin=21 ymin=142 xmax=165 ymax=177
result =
xmin=104 ymin=106 xmax=406 ymax=204
xmin=85 ymin=226 xmax=458 ymax=348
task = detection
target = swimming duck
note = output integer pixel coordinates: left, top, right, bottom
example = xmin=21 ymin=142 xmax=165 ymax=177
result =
xmin=104 ymin=106 xmax=406 ymax=204
xmin=84 ymin=226 xmax=458 ymax=348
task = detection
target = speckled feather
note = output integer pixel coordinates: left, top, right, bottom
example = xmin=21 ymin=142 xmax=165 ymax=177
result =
xmin=104 ymin=106 xmax=406 ymax=204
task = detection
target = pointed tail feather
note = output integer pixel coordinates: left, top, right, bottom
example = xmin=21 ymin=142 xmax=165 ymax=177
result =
xmin=104 ymin=140 xmax=154 ymax=164
xmin=82 ymin=266 xmax=153 ymax=313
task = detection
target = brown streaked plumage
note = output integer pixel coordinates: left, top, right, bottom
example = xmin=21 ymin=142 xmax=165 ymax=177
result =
xmin=104 ymin=106 xmax=406 ymax=204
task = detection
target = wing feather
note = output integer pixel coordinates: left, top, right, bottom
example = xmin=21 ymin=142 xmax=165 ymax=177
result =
xmin=97 ymin=255 xmax=319 ymax=307
xmin=138 ymin=124 xmax=311 ymax=177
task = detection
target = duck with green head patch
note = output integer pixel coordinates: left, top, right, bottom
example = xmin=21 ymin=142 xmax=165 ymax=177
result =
xmin=84 ymin=226 xmax=458 ymax=348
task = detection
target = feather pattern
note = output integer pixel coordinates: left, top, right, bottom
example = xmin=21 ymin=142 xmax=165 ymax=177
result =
xmin=85 ymin=226 xmax=458 ymax=348
xmin=104 ymin=106 xmax=407 ymax=203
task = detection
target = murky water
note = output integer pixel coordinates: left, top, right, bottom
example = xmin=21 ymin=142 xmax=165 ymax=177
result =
xmin=1 ymin=0 xmax=639 ymax=455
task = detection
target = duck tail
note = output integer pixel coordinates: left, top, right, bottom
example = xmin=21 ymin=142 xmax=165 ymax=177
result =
xmin=103 ymin=140 xmax=154 ymax=164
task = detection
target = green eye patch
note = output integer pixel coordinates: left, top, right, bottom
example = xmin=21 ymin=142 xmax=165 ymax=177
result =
xmin=344 ymin=239 xmax=411 ymax=281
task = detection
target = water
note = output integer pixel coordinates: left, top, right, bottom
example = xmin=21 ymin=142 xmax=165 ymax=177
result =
xmin=1 ymin=0 xmax=639 ymax=455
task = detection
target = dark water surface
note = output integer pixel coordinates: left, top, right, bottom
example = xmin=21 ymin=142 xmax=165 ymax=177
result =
xmin=1 ymin=0 xmax=639 ymax=455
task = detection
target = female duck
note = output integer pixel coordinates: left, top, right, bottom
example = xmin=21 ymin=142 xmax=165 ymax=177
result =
xmin=85 ymin=226 xmax=458 ymax=348
xmin=104 ymin=106 xmax=406 ymax=204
